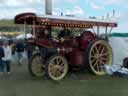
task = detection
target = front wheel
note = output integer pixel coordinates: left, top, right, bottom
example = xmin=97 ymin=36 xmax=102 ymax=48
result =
xmin=86 ymin=40 xmax=113 ymax=75
xmin=28 ymin=53 xmax=45 ymax=77
xmin=46 ymin=55 xmax=68 ymax=81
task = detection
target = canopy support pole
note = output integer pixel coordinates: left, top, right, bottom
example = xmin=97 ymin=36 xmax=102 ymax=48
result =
xmin=32 ymin=17 xmax=36 ymax=38
xmin=97 ymin=26 xmax=100 ymax=37
xmin=24 ymin=18 xmax=26 ymax=40
xmin=47 ymin=26 xmax=52 ymax=38
xmin=92 ymin=27 xmax=96 ymax=36
xmin=105 ymin=26 xmax=108 ymax=41
xmin=109 ymin=27 xmax=113 ymax=35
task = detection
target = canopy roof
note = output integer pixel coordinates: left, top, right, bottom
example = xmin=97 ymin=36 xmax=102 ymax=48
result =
xmin=14 ymin=13 xmax=117 ymax=28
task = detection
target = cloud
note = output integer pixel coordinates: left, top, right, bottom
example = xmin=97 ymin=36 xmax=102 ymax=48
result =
xmin=115 ymin=22 xmax=128 ymax=32
xmin=53 ymin=6 xmax=87 ymax=17
xmin=104 ymin=0 xmax=119 ymax=5
xmin=65 ymin=6 xmax=85 ymax=16
xmin=0 ymin=0 xmax=44 ymax=19
xmin=66 ymin=0 xmax=79 ymax=4
xmin=90 ymin=2 xmax=103 ymax=10
xmin=0 ymin=0 xmax=43 ymax=7
xmin=113 ymin=12 xmax=128 ymax=32
xmin=0 ymin=7 xmax=38 ymax=19
xmin=98 ymin=0 xmax=126 ymax=5
xmin=53 ymin=8 xmax=61 ymax=15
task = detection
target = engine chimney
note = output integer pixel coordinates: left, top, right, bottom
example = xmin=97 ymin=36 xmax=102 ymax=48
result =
xmin=45 ymin=0 xmax=52 ymax=15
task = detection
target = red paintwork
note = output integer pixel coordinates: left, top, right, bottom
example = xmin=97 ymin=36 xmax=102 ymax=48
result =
xmin=27 ymin=30 xmax=96 ymax=66
xmin=69 ymin=51 xmax=85 ymax=66
xmin=80 ymin=31 xmax=96 ymax=50
xmin=35 ymin=39 xmax=53 ymax=48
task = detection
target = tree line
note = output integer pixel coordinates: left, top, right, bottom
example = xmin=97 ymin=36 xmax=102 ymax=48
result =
xmin=0 ymin=25 xmax=31 ymax=32
xmin=0 ymin=19 xmax=31 ymax=32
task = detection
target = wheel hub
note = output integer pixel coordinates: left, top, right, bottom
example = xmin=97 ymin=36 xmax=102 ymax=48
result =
xmin=95 ymin=54 xmax=100 ymax=59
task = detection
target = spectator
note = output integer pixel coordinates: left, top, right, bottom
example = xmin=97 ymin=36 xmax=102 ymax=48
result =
xmin=58 ymin=27 xmax=72 ymax=39
xmin=0 ymin=41 xmax=4 ymax=74
xmin=9 ymin=39 xmax=16 ymax=55
xmin=2 ymin=40 xmax=12 ymax=74
xmin=25 ymin=42 xmax=34 ymax=63
xmin=16 ymin=40 xmax=24 ymax=65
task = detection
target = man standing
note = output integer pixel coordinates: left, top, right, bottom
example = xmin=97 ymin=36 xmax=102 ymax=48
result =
xmin=0 ymin=41 xmax=4 ymax=74
xmin=2 ymin=41 xmax=12 ymax=74
xmin=16 ymin=40 xmax=24 ymax=65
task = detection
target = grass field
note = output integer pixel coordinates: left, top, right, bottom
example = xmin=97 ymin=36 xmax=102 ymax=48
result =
xmin=0 ymin=59 xmax=128 ymax=96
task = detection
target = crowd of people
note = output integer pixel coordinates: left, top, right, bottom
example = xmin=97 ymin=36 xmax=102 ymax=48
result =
xmin=0 ymin=39 xmax=34 ymax=75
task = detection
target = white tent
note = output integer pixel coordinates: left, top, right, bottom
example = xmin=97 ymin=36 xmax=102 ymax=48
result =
xmin=0 ymin=36 xmax=2 ymax=39
xmin=0 ymin=36 xmax=7 ymax=39
xmin=109 ymin=33 xmax=128 ymax=65
xmin=16 ymin=33 xmax=32 ymax=39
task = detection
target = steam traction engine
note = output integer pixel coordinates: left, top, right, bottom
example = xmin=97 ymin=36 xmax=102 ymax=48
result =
xmin=14 ymin=13 xmax=117 ymax=81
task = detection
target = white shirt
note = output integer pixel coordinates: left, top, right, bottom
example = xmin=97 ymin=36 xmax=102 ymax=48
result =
xmin=2 ymin=46 xmax=12 ymax=61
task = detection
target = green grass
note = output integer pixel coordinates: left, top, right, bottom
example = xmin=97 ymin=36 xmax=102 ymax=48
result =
xmin=0 ymin=77 xmax=128 ymax=96
xmin=0 ymin=62 xmax=128 ymax=96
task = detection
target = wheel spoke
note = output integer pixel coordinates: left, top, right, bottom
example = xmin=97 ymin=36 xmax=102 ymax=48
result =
xmin=92 ymin=49 xmax=95 ymax=55
xmin=99 ymin=59 xmax=106 ymax=65
xmin=91 ymin=55 xmax=96 ymax=58
xmin=94 ymin=46 xmax=99 ymax=54
xmin=53 ymin=59 xmax=56 ymax=65
xmin=93 ymin=60 xmax=98 ymax=67
xmin=91 ymin=59 xmax=96 ymax=64
xmin=59 ymin=62 xmax=64 ymax=66
xmin=56 ymin=70 xmax=61 ymax=77
xmin=96 ymin=62 xmax=100 ymax=72
xmin=99 ymin=44 xmax=103 ymax=51
xmin=100 ymin=52 xmax=109 ymax=56
xmin=32 ymin=60 xmax=39 ymax=70
xmin=56 ymin=57 xmax=62 ymax=65
xmin=58 ymin=65 xmax=64 ymax=72
xmin=55 ymin=70 xmax=58 ymax=77
xmin=56 ymin=58 xmax=60 ymax=65
xmin=35 ymin=57 xmax=40 ymax=65
xmin=51 ymin=68 xmax=57 ymax=77
xmin=53 ymin=69 xmax=57 ymax=77
xmin=100 ymin=57 xmax=108 ymax=61
xmin=100 ymin=47 xmax=105 ymax=54
xmin=49 ymin=64 xmax=55 ymax=71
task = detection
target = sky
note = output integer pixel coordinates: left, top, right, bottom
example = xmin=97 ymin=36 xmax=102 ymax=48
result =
xmin=0 ymin=0 xmax=128 ymax=32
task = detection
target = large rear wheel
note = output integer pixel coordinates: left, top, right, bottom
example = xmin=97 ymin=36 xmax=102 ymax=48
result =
xmin=46 ymin=55 xmax=68 ymax=81
xmin=86 ymin=40 xmax=112 ymax=75
xmin=28 ymin=53 xmax=45 ymax=77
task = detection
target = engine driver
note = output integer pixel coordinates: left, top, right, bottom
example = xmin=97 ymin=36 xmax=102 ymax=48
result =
xmin=58 ymin=27 xmax=72 ymax=42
